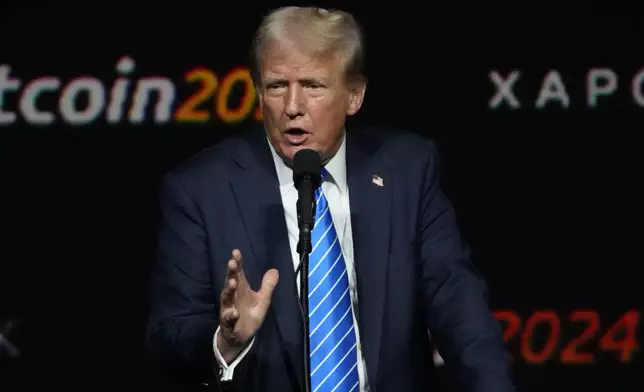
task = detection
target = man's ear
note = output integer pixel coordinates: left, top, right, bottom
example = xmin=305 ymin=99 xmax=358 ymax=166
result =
xmin=346 ymin=80 xmax=367 ymax=116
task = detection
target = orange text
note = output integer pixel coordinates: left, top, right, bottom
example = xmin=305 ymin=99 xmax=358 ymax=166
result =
xmin=174 ymin=66 xmax=263 ymax=124
xmin=494 ymin=309 xmax=640 ymax=365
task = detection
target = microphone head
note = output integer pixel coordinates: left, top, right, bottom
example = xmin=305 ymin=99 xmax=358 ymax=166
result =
xmin=293 ymin=149 xmax=322 ymax=189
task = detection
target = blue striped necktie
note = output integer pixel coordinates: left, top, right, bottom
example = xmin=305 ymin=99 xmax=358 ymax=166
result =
xmin=307 ymin=169 xmax=360 ymax=392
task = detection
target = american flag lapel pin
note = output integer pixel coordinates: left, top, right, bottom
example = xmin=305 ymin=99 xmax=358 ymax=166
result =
xmin=372 ymin=174 xmax=384 ymax=187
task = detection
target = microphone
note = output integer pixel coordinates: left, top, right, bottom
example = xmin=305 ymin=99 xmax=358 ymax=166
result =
xmin=293 ymin=148 xmax=321 ymax=392
xmin=294 ymin=148 xmax=322 ymax=255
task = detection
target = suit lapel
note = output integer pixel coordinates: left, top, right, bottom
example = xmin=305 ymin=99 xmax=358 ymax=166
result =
xmin=346 ymin=129 xmax=391 ymax=391
xmin=229 ymin=128 xmax=304 ymax=390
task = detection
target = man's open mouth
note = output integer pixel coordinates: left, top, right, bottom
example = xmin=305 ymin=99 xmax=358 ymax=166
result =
xmin=285 ymin=128 xmax=306 ymax=136
xmin=284 ymin=128 xmax=309 ymax=145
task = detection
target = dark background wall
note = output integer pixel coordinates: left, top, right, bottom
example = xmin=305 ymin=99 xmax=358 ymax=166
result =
xmin=0 ymin=5 xmax=642 ymax=391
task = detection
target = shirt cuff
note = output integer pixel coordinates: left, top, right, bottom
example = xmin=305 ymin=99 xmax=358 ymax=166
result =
xmin=213 ymin=326 xmax=255 ymax=381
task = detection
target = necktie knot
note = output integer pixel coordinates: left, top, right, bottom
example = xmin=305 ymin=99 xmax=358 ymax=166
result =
xmin=320 ymin=167 xmax=329 ymax=182
xmin=315 ymin=168 xmax=329 ymax=198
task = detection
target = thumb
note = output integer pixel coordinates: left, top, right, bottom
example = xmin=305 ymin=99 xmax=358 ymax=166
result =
xmin=257 ymin=269 xmax=279 ymax=303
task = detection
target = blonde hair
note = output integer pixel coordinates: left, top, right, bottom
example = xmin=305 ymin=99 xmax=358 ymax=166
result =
xmin=251 ymin=6 xmax=365 ymax=84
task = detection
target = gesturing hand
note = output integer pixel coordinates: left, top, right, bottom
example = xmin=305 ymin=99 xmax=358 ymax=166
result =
xmin=217 ymin=249 xmax=279 ymax=363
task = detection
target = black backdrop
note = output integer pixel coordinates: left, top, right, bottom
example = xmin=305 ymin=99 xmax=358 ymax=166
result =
xmin=0 ymin=6 xmax=642 ymax=391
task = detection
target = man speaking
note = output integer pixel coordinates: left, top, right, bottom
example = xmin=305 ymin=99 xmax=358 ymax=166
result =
xmin=147 ymin=6 xmax=515 ymax=392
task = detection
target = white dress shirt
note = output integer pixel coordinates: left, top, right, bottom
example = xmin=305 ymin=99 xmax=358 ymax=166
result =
xmin=213 ymin=134 xmax=369 ymax=391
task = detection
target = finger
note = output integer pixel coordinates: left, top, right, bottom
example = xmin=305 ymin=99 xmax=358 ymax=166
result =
xmin=232 ymin=249 xmax=243 ymax=272
xmin=220 ymin=307 xmax=239 ymax=330
xmin=232 ymin=249 xmax=248 ymax=284
xmin=257 ymin=268 xmax=279 ymax=305
xmin=221 ymin=260 xmax=238 ymax=307
xmin=226 ymin=257 xmax=238 ymax=279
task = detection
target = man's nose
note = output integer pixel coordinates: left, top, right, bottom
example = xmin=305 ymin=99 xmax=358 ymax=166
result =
xmin=284 ymin=86 xmax=305 ymax=118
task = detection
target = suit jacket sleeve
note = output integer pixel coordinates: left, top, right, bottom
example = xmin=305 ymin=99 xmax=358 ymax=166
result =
xmin=146 ymin=171 xmax=223 ymax=388
xmin=418 ymin=140 xmax=515 ymax=392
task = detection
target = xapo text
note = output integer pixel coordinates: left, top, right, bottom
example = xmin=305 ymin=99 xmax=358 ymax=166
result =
xmin=0 ymin=56 xmax=263 ymax=126
xmin=489 ymin=68 xmax=644 ymax=109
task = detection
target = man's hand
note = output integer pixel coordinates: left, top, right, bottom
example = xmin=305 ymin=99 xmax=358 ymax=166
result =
xmin=217 ymin=249 xmax=279 ymax=364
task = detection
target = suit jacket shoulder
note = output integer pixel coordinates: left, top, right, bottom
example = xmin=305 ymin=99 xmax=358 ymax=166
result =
xmin=350 ymin=125 xmax=441 ymax=179
xmin=355 ymin=124 xmax=437 ymax=154
xmin=163 ymin=134 xmax=238 ymax=183
xmin=160 ymin=127 xmax=264 ymax=203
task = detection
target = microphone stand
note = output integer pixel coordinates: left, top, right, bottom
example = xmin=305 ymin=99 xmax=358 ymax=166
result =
xmin=296 ymin=192 xmax=315 ymax=392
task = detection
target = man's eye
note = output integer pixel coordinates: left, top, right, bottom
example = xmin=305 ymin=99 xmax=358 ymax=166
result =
xmin=265 ymin=82 xmax=285 ymax=89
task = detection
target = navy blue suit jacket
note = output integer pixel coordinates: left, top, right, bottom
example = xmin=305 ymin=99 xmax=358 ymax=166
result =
xmin=146 ymin=126 xmax=514 ymax=392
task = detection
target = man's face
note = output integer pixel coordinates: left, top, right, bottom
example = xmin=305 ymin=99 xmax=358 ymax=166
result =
xmin=257 ymin=41 xmax=366 ymax=163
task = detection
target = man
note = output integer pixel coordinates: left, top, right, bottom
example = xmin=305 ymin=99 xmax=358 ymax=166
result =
xmin=147 ymin=6 xmax=515 ymax=392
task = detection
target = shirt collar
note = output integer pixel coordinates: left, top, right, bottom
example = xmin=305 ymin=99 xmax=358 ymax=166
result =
xmin=268 ymin=133 xmax=348 ymax=195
